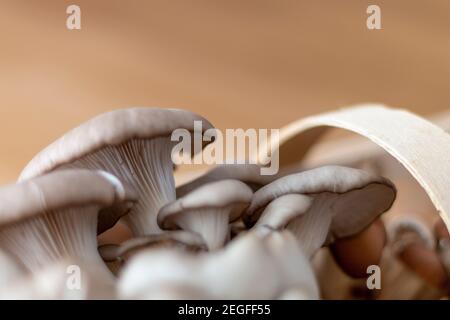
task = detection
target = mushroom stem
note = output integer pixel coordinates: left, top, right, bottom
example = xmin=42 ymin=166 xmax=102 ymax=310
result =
xmin=287 ymin=194 xmax=335 ymax=258
xmin=254 ymin=194 xmax=312 ymax=230
xmin=67 ymin=137 xmax=176 ymax=236
xmin=176 ymin=209 xmax=229 ymax=250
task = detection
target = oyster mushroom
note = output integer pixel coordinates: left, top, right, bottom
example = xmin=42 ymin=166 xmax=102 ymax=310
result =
xmin=118 ymin=246 xmax=209 ymax=299
xmin=0 ymin=169 xmax=135 ymax=288
xmin=158 ymin=179 xmax=253 ymax=250
xmin=245 ymin=166 xmax=396 ymax=264
xmin=389 ymin=218 xmax=449 ymax=290
xmin=329 ymin=218 xmax=387 ymax=277
xmin=119 ymin=228 xmax=318 ymax=299
xmin=99 ymin=230 xmax=206 ymax=275
xmin=19 ymin=107 xmax=214 ymax=236
xmin=202 ymin=228 xmax=319 ymax=299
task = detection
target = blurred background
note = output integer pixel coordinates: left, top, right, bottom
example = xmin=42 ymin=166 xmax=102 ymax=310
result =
xmin=1 ymin=0 xmax=450 ymax=183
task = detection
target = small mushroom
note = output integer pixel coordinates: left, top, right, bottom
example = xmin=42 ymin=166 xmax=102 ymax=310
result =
xmin=118 ymin=247 xmax=208 ymax=299
xmin=245 ymin=166 xmax=396 ymax=260
xmin=0 ymin=169 xmax=135 ymax=287
xmin=389 ymin=218 xmax=449 ymax=290
xmin=98 ymin=230 xmax=207 ymax=275
xmin=19 ymin=107 xmax=214 ymax=236
xmin=119 ymin=227 xmax=318 ymax=299
xmin=158 ymin=179 xmax=253 ymax=250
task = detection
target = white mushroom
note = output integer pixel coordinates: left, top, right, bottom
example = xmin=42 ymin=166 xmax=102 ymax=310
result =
xmin=0 ymin=169 xmax=135 ymax=291
xmin=206 ymin=227 xmax=319 ymax=299
xmin=388 ymin=217 xmax=435 ymax=254
xmin=19 ymin=107 xmax=214 ymax=236
xmin=99 ymin=230 xmax=206 ymax=275
xmin=158 ymin=179 xmax=253 ymax=250
xmin=245 ymin=166 xmax=396 ymax=258
xmin=119 ymin=228 xmax=319 ymax=299
xmin=118 ymin=247 xmax=208 ymax=299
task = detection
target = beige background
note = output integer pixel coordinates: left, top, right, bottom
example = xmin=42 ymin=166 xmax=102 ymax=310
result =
xmin=1 ymin=0 xmax=449 ymax=183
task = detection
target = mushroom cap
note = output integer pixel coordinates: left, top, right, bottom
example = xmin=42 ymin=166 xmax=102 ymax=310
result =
xmin=330 ymin=218 xmax=387 ymax=278
xmin=135 ymin=283 xmax=213 ymax=300
xmin=99 ymin=230 xmax=207 ymax=262
xmin=176 ymin=163 xmax=275 ymax=197
xmin=19 ymin=107 xmax=214 ymax=180
xmin=118 ymin=248 xmax=202 ymax=299
xmin=158 ymin=179 xmax=253 ymax=230
xmin=245 ymin=165 xmax=396 ymax=239
xmin=388 ymin=217 xmax=435 ymax=252
xmin=0 ymin=169 xmax=136 ymax=230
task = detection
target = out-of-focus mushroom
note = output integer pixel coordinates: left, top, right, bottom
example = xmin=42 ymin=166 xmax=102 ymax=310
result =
xmin=0 ymin=169 xmax=135 ymax=288
xmin=119 ymin=228 xmax=318 ymax=299
xmin=176 ymin=164 xmax=276 ymax=197
xmin=19 ymin=107 xmax=214 ymax=236
xmin=245 ymin=166 xmax=396 ymax=266
xmin=435 ymin=218 xmax=450 ymax=240
xmin=0 ymin=259 xmax=113 ymax=299
xmin=435 ymin=219 xmax=450 ymax=282
xmin=329 ymin=218 xmax=387 ymax=278
xmin=118 ymin=246 xmax=209 ymax=299
xmin=158 ymin=180 xmax=253 ymax=250
xmin=99 ymin=230 xmax=206 ymax=275
xmin=262 ymin=229 xmax=320 ymax=299
xmin=134 ymin=283 xmax=213 ymax=300
xmin=0 ymin=250 xmax=23 ymax=288
xmin=389 ymin=218 xmax=448 ymax=290
xmin=200 ymin=228 xmax=319 ymax=299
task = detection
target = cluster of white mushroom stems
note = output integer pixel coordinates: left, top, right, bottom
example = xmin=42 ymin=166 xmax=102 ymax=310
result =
xmin=0 ymin=107 xmax=449 ymax=299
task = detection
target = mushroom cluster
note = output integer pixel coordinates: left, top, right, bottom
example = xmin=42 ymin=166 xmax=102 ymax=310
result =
xmin=4 ymin=105 xmax=450 ymax=300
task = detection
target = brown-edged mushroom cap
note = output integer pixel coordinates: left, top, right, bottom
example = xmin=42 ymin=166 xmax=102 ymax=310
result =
xmin=388 ymin=217 xmax=449 ymax=289
xmin=245 ymin=165 xmax=396 ymax=257
xmin=0 ymin=169 xmax=135 ymax=283
xmin=330 ymin=218 xmax=387 ymax=278
xmin=388 ymin=217 xmax=435 ymax=253
xmin=176 ymin=164 xmax=275 ymax=197
xmin=19 ymin=107 xmax=214 ymax=236
xmin=158 ymin=179 xmax=253 ymax=250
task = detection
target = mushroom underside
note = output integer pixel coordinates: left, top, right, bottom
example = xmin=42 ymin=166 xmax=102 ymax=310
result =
xmin=63 ymin=137 xmax=176 ymax=236
xmin=0 ymin=205 xmax=110 ymax=279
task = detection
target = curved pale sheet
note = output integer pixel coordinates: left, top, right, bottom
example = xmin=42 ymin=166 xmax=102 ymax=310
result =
xmin=257 ymin=104 xmax=450 ymax=231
